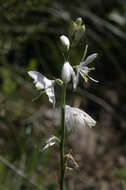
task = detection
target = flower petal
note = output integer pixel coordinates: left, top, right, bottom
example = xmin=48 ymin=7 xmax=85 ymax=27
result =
xmin=65 ymin=105 xmax=96 ymax=132
xmin=61 ymin=62 xmax=76 ymax=89
xmin=69 ymin=65 xmax=76 ymax=89
xmin=84 ymin=53 xmax=97 ymax=66
xmin=28 ymin=71 xmax=55 ymax=106
xmin=60 ymin=35 xmax=70 ymax=50
xmin=61 ymin=62 xmax=72 ymax=83
xmin=40 ymin=136 xmax=60 ymax=152
xmin=74 ymin=69 xmax=79 ymax=89
xmin=28 ymin=71 xmax=49 ymax=89
xmin=45 ymin=86 xmax=55 ymax=107
xmin=81 ymin=44 xmax=88 ymax=62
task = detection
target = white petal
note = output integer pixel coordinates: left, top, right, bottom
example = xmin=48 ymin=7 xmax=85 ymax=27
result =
xmin=28 ymin=71 xmax=55 ymax=106
xmin=28 ymin=71 xmax=38 ymax=82
xmin=81 ymin=44 xmax=88 ymax=62
xmin=60 ymin=35 xmax=70 ymax=50
xmin=74 ymin=69 xmax=79 ymax=89
xmin=73 ymin=107 xmax=96 ymax=128
xmin=28 ymin=71 xmax=50 ymax=90
xmin=42 ymin=140 xmax=56 ymax=151
xmin=84 ymin=113 xmax=96 ymax=128
xmin=69 ymin=65 xmax=76 ymax=89
xmin=83 ymin=53 xmax=97 ymax=66
xmin=41 ymin=136 xmax=60 ymax=152
xmin=65 ymin=105 xmax=96 ymax=132
xmin=35 ymin=81 xmax=44 ymax=90
xmin=61 ymin=62 xmax=76 ymax=89
xmin=61 ymin=62 xmax=72 ymax=83
xmin=45 ymin=86 xmax=55 ymax=107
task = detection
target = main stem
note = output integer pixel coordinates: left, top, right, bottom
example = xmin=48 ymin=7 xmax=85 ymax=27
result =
xmin=60 ymin=81 xmax=66 ymax=190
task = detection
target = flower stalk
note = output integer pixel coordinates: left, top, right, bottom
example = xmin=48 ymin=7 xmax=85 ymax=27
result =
xmin=27 ymin=17 xmax=98 ymax=190
xmin=60 ymin=81 xmax=66 ymax=190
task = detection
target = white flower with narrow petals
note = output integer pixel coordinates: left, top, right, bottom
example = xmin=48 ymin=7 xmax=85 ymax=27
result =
xmin=40 ymin=136 xmax=60 ymax=152
xmin=65 ymin=105 xmax=96 ymax=132
xmin=60 ymin=35 xmax=70 ymax=51
xmin=61 ymin=62 xmax=76 ymax=89
xmin=28 ymin=71 xmax=55 ymax=107
xmin=75 ymin=45 xmax=98 ymax=89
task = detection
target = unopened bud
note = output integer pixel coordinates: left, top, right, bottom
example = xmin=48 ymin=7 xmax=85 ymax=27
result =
xmin=76 ymin=24 xmax=85 ymax=39
xmin=61 ymin=62 xmax=71 ymax=83
xmin=69 ymin=18 xmax=85 ymax=47
xmin=75 ymin=17 xmax=83 ymax=26
xmin=81 ymin=24 xmax=85 ymax=33
xmin=72 ymin=24 xmax=85 ymax=47
xmin=60 ymin=35 xmax=70 ymax=51
xmin=72 ymin=21 xmax=78 ymax=32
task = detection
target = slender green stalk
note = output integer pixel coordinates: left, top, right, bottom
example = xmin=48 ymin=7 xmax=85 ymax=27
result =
xmin=60 ymin=33 xmax=73 ymax=190
xmin=60 ymin=81 xmax=66 ymax=190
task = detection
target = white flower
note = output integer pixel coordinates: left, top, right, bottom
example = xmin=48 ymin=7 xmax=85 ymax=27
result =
xmin=40 ymin=136 xmax=60 ymax=152
xmin=61 ymin=62 xmax=76 ymax=89
xmin=28 ymin=71 xmax=55 ymax=107
xmin=60 ymin=35 xmax=70 ymax=50
xmin=75 ymin=45 xmax=98 ymax=89
xmin=65 ymin=105 xmax=96 ymax=132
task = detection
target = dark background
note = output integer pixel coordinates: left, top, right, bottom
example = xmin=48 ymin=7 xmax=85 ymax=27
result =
xmin=0 ymin=0 xmax=126 ymax=189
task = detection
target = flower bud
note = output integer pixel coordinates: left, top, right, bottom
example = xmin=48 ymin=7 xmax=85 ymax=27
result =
xmin=60 ymin=35 xmax=70 ymax=51
xmin=81 ymin=24 xmax=85 ymax=33
xmin=69 ymin=18 xmax=85 ymax=47
xmin=72 ymin=24 xmax=85 ymax=47
xmin=71 ymin=21 xmax=78 ymax=31
xmin=76 ymin=24 xmax=85 ymax=40
xmin=61 ymin=62 xmax=71 ymax=83
xmin=75 ymin=17 xmax=83 ymax=26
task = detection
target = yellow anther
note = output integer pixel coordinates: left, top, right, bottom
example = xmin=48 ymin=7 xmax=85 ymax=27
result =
xmin=84 ymin=76 xmax=88 ymax=83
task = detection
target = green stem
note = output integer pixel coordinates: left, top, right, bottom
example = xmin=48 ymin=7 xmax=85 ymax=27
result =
xmin=60 ymin=81 xmax=66 ymax=190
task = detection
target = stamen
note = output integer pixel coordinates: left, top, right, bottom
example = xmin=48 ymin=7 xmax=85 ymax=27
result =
xmin=88 ymin=75 xmax=99 ymax=83
xmin=84 ymin=76 xmax=88 ymax=83
xmin=88 ymin=67 xmax=95 ymax=71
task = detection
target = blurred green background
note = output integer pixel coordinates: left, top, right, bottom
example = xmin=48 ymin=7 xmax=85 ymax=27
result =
xmin=0 ymin=0 xmax=126 ymax=189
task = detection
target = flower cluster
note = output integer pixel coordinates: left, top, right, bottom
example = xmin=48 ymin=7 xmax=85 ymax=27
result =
xmin=28 ymin=18 xmax=98 ymax=132
xmin=60 ymin=38 xmax=98 ymax=89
